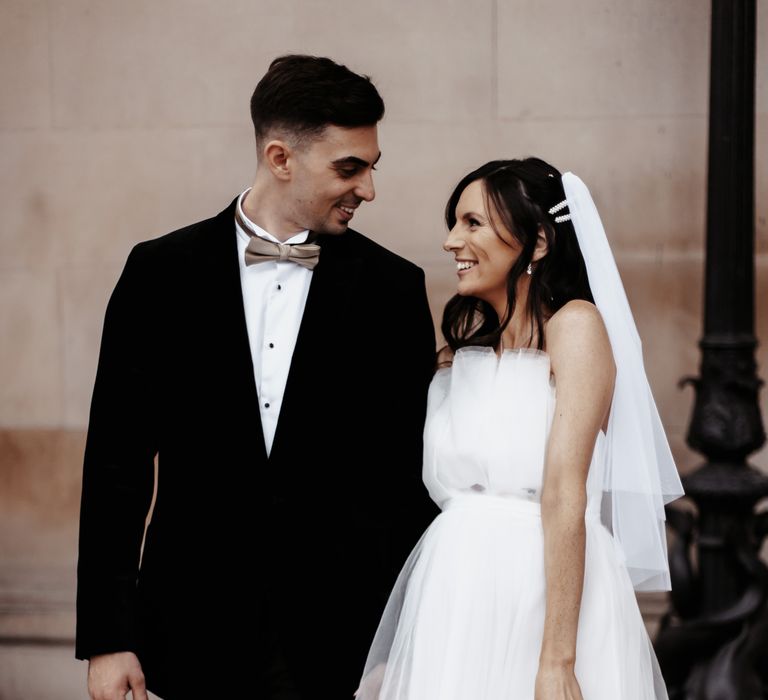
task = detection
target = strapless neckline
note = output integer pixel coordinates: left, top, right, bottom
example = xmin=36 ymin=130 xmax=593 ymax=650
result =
xmin=436 ymin=345 xmax=553 ymax=387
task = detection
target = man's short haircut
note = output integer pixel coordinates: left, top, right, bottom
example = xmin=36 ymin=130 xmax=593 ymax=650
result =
xmin=250 ymin=54 xmax=385 ymax=148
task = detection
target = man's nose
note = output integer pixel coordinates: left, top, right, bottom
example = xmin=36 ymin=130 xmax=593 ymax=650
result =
xmin=355 ymin=170 xmax=375 ymax=202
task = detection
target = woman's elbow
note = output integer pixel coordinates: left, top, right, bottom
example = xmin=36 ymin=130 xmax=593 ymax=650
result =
xmin=540 ymin=485 xmax=588 ymax=522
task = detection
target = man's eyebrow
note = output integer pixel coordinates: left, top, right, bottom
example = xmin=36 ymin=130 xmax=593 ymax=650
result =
xmin=331 ymin=152 xmax=382 ymax=167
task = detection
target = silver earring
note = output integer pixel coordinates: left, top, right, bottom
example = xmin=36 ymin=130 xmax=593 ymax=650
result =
xmin=526 ymin=262 xmax=533 ymax=275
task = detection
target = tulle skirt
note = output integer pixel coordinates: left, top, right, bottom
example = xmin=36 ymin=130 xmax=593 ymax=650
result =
xmin=357 ymin=493 xmax=668 ymax=700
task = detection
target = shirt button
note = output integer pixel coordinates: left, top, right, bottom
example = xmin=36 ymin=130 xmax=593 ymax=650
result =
xmin=268 ymin=342 xmax=274 ymax=348
xmin=277 ymin=284 xmax=282 ymax=290
xmin=264 ymin=402 xmax=270 ymax=408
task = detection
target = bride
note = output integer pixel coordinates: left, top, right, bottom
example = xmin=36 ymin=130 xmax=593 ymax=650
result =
xmin=356 ymin=158 xmax=684 ymax=699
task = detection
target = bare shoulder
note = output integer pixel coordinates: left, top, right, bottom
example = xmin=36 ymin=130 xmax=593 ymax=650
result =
xmin=436 ymin=344 xmax=455 ymax=369
xmin=547 ymin=299 xmax=602 ymax=334
xmin=545 ymin=300 xmax=614 ymax=373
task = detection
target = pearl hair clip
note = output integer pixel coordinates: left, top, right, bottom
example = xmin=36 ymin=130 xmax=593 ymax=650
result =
xmin=548 ymin=199 xmax=572 ymax=223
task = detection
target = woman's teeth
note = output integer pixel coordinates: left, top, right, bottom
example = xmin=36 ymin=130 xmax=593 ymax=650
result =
xmin=457 ymin=261 xmax=477 ymax=271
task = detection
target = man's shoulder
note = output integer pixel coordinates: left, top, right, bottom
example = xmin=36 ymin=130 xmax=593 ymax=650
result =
xmin=341 ymin=228 xmax=424 ymax=279
xmin=130 ymin=200 xmax=235 ymax=262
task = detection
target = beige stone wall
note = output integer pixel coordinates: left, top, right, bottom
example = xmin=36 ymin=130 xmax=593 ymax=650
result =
xmin=1 ymin=0 xmax=767 ymax=696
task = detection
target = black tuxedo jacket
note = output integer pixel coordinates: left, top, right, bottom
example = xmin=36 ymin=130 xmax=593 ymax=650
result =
xmin=75 ymin=197 xmax=439 ymax=698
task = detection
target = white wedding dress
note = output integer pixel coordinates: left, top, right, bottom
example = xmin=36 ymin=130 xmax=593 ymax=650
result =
xmin=358 ymin=345 xmax=668 ymax=700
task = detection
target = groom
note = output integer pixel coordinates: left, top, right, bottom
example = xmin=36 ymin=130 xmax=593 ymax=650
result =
xmin=76 ymin=55 xmax=438 ymax=699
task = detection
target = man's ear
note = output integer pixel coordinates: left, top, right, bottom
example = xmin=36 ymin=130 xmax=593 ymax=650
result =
xmin=262 ymin=139 xmax=293 ymax=182
xmin=532 ymin=224 xmax=549 ymax=262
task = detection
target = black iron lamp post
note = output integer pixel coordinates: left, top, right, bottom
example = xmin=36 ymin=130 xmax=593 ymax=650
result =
xmin=654 ymin=1 xmax=768 ymax=698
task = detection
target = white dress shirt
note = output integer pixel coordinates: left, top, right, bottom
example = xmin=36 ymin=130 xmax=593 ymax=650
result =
xmin=234 ymin=189 xmax=314 ymax=456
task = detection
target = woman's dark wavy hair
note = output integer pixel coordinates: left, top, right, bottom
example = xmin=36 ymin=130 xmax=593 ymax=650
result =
xmin=441 ymin=157 xmax=593 ymax=353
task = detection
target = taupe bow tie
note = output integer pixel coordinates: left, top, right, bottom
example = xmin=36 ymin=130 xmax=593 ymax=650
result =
xmin=236 ymin=209 xmax=321 ymax=270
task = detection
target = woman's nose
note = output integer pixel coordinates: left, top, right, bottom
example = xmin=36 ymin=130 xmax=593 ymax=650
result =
xmin=443 ymin=225 xmax=464 ymax=252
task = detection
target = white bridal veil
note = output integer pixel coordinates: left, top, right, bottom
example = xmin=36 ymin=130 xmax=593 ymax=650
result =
xmin=562 ymin=172 xmax=685 ymax=591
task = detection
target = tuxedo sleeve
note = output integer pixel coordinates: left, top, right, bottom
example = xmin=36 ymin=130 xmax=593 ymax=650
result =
xmin=75 ymin=243 xmax=158 ymax=660
xmin=387 ymin=266 xmax=439 ymax=538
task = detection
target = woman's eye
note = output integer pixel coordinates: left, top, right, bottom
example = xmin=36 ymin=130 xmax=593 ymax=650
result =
xmin=468 ymin=218 xmax=480 ymax=228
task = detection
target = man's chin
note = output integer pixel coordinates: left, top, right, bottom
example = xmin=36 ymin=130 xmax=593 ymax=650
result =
xmin=316 ymin=221 xmax=349 ymax=236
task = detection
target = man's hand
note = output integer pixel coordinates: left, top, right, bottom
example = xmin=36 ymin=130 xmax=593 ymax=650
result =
xmin=87 ymin=651 xmax=148 ymax=700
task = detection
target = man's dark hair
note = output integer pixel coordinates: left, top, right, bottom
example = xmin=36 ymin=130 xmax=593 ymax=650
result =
xmin=250 ymin=54 xmax=385 ymax=147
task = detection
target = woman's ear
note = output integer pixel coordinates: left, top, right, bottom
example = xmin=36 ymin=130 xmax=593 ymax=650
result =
xmin=532 ymin=224 xmax=549 ymax=262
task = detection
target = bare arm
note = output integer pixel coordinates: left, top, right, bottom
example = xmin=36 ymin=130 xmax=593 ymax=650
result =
xmin=536 ymin=301 xmax=615 ymax=699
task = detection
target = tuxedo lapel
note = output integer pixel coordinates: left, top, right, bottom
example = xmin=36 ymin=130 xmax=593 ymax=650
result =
xmin=189 ymin=199 xmax=268 ymax=463
xmin=269 ymin=233 xmax=363 ymax=462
